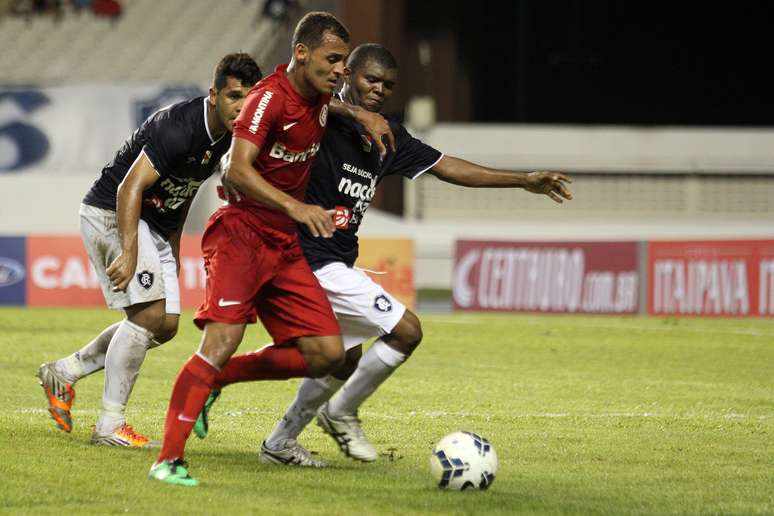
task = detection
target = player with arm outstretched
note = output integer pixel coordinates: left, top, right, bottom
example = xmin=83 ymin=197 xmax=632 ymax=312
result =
xmin=35 ymin=54 xmax=262 ymax=446
xmin=194 ymin=44 xmax=572 ymax=465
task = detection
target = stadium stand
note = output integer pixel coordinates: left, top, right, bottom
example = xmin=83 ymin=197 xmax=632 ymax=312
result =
xmin=0 ymin=0 xmax=279 ymax=84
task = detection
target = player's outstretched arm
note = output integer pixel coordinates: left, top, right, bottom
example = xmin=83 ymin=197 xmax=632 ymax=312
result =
xmin=226 ymin=137 xmax=336 ymax=238
xmin=330 ymin=98 xmax=396 ymax=155
xmin=429 ymin=155 xmax=573 ymax=203
xmin=107 ymin=152 xmax=161 ymax=292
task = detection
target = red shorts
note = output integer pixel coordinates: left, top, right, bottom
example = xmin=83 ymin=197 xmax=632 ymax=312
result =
xmin=194 ymin=207 xmax=340 ymax=345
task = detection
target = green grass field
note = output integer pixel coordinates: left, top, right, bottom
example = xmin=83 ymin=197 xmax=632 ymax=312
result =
xmin=1 ymin=308 xmax=772 ymax=515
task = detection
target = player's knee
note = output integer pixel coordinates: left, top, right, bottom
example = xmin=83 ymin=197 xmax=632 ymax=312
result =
xmin=153 ymin=323 xmax=178 ymax=345
xmin=126 ymin=300 xmax=167 ymax=336
xmin=404 ymin=322 xmax=423 ymax=351
xmin=199 ymin=323 xmax=246 ymax=367
xmin=148 ymin=313 xmax=179 ymax=345
xmin=391 ymin=311 xmax=423 ymax=355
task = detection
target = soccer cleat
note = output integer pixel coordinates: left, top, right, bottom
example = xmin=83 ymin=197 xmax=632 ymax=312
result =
xmin=193 ymin=389 xmax=221 ymax=439
xmin=91 ymin=424 xmax=156 ymax=448
xmin=148 ymin=459 xmax=199 ymax=487
xmin=259 ymin=440 xmax=326 ymax=468
xmin=36 ymin=362 xmax=75 ymax=433
xmin=316 ymin=402 xmax=378 ymax=462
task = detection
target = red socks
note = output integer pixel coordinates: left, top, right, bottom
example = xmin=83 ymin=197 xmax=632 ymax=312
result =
xmin=157 ymin=354 xmax=218 ymax=463
xmin=156 ymin=346 xmax=310 ymax=463
xmin=214 ymin=345 xmax=309 ymax=390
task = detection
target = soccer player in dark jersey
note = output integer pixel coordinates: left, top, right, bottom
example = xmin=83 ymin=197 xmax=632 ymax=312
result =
xmin=148 ymin=12 xmax=375 ymax=487
xmin=194 ymin=44 xmax=573 ymax=466
xmin=35 ymin=54 xmax=262 ymax=447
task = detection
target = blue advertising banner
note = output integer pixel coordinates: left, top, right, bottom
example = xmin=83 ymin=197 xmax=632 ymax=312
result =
xmin=0 ymin=236 xmax=26 ymax=305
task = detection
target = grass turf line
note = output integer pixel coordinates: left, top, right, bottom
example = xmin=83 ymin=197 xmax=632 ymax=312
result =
xmin=0 ymin=308 xmax=772 ymax=515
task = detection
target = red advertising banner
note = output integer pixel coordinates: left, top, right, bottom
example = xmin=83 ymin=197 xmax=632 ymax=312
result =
xmin=23 ymin=235 xmax=414 ymax=311
xmin=27 ymin=235 xmax=206 ymax=308
xmin=27 ymin=236 xmax=105 ymax=307
xmin=648 ymin=240 xmax=774 ymax=317
xmin=453 ymin=240 xmax=640 ymax=313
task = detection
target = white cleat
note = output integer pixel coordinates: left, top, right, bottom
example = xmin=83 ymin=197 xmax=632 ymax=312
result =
xmin=259 ymin=440 xmax=326 ymax=467
xmin=316 ymin=402 xmax=377 ymax=462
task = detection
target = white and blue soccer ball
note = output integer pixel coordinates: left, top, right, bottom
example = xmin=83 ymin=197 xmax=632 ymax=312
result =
xmin=430 ymin=431 xmax=498 ymax=490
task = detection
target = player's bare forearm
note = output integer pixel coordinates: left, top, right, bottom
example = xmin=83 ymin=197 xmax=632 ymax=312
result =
xmin=226 ymin=158 xmax=300 ymax=214
xmin=109 ymin=153 xmax=161 ymax=290
xmin=430 ymin=156 xmax=530 ymax=188
xmin=109 ymin=181 xmax=143 ymax=290
xmin=330 ymin=98 xmax=395 ymax=154
xmin=115 ymin=181 xmax=141 ymax=255
xmin=431 ymin=155 xmax=573 ymax=203
xmin=227 ymin=160 xmax=335 ymax=237
xmin=226 ymin=137 xmax=299 ymax=214
xmin=329 ymin=97 xmax=357 ymax=119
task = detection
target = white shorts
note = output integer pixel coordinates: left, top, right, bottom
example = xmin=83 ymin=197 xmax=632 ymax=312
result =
xmin=79 ymin=203 xmax=180 ymax=314
xmin=313 ymin=262 xmax=406 ymax=351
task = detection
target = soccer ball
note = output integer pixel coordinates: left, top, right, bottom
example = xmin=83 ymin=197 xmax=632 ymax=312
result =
xmin=430 ymin=431 xmax=498 ymax=490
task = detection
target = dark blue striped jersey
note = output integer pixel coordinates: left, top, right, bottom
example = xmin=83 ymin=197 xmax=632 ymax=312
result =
xmin=82 ymin=97 xmax=229 ymax=239
xmin=301 ymin=112 xmax=443 ymax=270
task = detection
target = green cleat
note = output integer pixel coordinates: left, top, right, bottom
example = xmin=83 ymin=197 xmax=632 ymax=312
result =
xmin=193 ymin=389 xmax=221 ymax=439
xmin=149 ymin=459 xmax=199 ymax=487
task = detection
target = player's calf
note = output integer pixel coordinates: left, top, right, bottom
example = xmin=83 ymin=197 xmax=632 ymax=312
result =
xmin=297 ymin=335 xmax=345 ymax=377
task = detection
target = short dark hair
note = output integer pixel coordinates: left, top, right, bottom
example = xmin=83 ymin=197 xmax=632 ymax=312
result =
xmin=213 ymin=53 xmax=263 ymax=89
xmin=292 ymin=11 xmax=349 ymax=50
xmin=347 ymin=43 xmax=398 ymax=74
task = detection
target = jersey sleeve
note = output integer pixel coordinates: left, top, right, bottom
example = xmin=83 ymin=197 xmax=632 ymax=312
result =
xmin=140 ymin=116 xmax=192 ymax=177
xmin=385 ymin=122 xmax=443 ymax=180
xmin=232 ymin=87 xmax=283 ymax=151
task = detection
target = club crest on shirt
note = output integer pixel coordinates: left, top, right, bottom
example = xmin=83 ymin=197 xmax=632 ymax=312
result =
xmin=137 ymin=270 xmax=154 ymax=290
xmin=374 ymin=294 xmax=392 ymax=312
xmin=333 ymin=206 xmax=351 ymax=229
xmin=319 ymin=104 xmax=328 ymax=127
xmin=201 ymin=150 xmax=212 ymax=165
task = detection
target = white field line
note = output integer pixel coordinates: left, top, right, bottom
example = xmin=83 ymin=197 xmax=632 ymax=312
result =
xmin=9 ymin=408 xmax=772 ymax=422
xmin=419 ymin=316 xmax=774 ymax=338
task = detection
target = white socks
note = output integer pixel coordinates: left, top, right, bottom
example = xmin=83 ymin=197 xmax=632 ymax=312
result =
xmin=264 ymin=339 xmax=409 ymax=449
xmin=327 ymin=339 xmax=407 ymax=418
xmin=95 ymin=319 xmax=154 ymax=434
xmin=53 ymin=321 xmax=122 ymax=383
xmin=264 ymin=375 xmax=344 ymax=450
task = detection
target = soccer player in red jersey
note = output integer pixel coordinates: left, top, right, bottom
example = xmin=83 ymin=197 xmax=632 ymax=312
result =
xmin=149 ymin=12 xmax=362 ymax=486
xmin=192 ymin=44 xmax=572 ymax=467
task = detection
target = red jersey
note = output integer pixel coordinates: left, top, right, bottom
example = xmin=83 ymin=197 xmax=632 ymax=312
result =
xmin=231 ymin=64 xmax=331 ymax=233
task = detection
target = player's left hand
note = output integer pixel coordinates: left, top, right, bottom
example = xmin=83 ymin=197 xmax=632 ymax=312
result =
xmin=220 ymin=174 xmax=242 ymax=203
xmin=106 ymin=252 xmax=137 ymax=292
xmin=525 ymin=172 xmax=573 ymax=203
xmin=356 ymin=110 xmax=396 ymax=156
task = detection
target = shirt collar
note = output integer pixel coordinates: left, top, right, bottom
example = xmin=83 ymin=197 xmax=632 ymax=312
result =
xmin=203 ymin=97 xmax=225 ymax=145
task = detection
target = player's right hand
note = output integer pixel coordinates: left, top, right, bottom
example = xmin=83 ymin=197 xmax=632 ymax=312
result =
xmin=287 ymin=202 xmax=336 ymax=238
xmin=357 ymin=110 xmax=396 ymax=157
xmin=106 ymin=252 xmax=137 ymax=292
